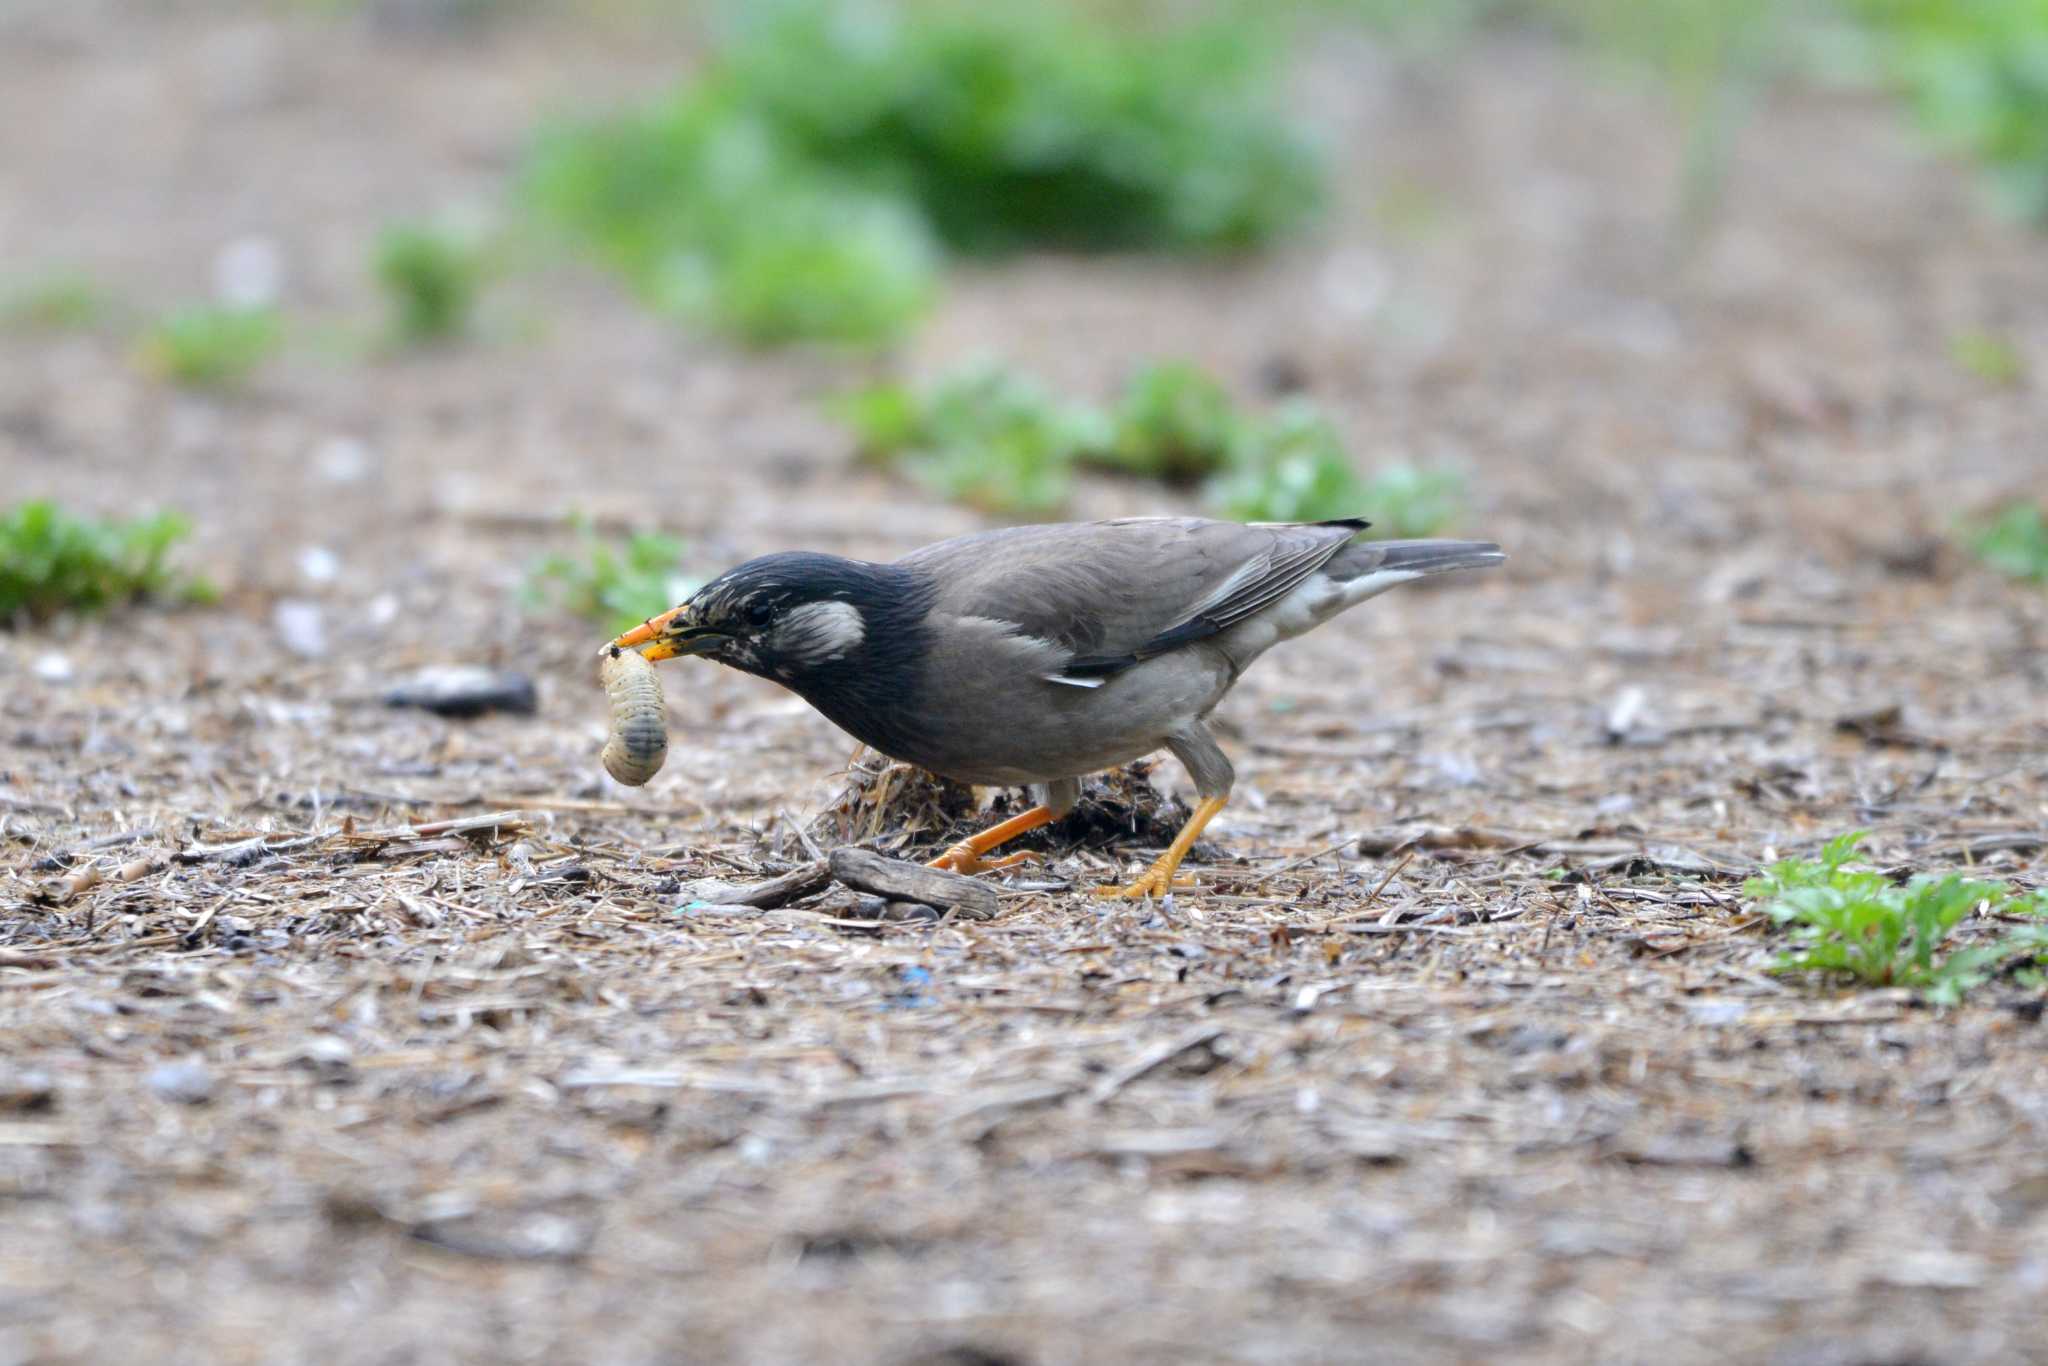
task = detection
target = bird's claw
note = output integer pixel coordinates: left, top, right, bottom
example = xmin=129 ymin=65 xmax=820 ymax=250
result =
xmin=928 ymin=847 xmax=1040 ymax=877
xmin=1095 ymin=866 xmax=1198 ymax=899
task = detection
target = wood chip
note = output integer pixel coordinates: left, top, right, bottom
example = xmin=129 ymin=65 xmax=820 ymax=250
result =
xmin=827 ymin=848 xmax=1000 ymax=920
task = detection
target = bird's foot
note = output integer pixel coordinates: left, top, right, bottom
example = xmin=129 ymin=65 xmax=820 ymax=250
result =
xmin=928 ymin=846 xmax=1039 ymax=877
xmin=1094 ymin=864 xmax=1199 ymax=899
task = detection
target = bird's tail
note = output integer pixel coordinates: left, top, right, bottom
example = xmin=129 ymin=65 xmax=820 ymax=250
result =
xmin=1329 ymin=538 xmax=1507 ymax=583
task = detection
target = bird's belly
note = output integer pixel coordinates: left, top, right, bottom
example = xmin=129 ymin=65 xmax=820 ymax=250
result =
xmin=883 ymin=647 xmax=1233 ymax=787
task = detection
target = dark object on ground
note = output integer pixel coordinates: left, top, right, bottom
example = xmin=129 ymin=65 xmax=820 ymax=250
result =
xmin=382 ymin=666 xmax=538 ymax=718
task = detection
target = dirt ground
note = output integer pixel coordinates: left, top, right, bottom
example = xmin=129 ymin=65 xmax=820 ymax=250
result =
xmin=4 ymin=5 xmax=2047 ymax=1364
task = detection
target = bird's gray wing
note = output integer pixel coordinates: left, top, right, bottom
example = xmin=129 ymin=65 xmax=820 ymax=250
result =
xmin=900 ymin=516 xmax=1366 ymax=679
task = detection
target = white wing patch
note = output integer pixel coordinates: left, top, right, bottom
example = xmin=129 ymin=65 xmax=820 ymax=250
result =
xmin=773 ymin=600 xmax=867 ymax=665
xmin=1045 ymin=673 xmax=1104 ymax=689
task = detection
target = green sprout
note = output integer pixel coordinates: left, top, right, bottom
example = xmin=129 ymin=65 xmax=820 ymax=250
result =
xmin=1356 ymin=464 xmax=1466 ymax=539
xmin=139 ymin=306 xmax=281 ymax=387
xmin=1746 ymin=831 xmax=2048 ymax=1005
xmin=525 ymin=519 xmax=693 ymax=635
xmin=839 ymin=367 xmax=1097 ymax=516
xmin=839 ymin=360 xmax=1465 ymax=528
xmin=1 ymin=271 xmax=110 ymax=332
xmin=1967 ymin=501 xmax=2048 ymax=583
xmin=374 ymin=223 xmax=487 ymax=344
xmin=1951 ymin=330 xmax=2023 ymax=384
xmin=1095 ymin=362 xmax=1245 ymax=485
xmin=1208 ymin=402 xmax=1366 ymax=523
xmin=0 ymin=501 xmax=215 ymax=624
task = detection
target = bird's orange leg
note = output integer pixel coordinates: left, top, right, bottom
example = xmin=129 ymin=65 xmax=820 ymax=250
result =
xmin=928 ymin=805 xmax=1059 ymax=877
xmin=1097 ymin=795 xmax=1229 ymax=899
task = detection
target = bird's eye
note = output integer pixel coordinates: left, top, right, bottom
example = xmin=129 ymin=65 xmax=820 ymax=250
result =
xmin=744 ymin=600 xmax=775 ymax=628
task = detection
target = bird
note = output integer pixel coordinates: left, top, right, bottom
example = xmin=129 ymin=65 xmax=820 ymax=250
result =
xmin=611 ymin=516 xmax=1503 ymax=898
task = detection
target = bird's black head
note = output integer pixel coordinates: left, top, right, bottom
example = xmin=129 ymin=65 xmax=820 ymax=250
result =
xmin=615 ymin=551 xmax=914 ymax=685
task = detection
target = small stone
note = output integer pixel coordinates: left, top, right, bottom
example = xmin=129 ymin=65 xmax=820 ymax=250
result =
xmin=212 ymin=234 xmax=285 ymax=309
xmin=881 ymin=899 xmax=941 ymax=923
xmin=0 ymin=1069 xmax=56 ymax=1113
xmin=32 ymin=652 xmax=73 ymax=683
xmin=146 ymin=1059 xmax=215 ymax=1105
xmin=312 ymin=436 xmax=373 ymax=484
xmin=299 ymin=1035 xmax=353 ymax=1067
xmin=297 ymin=545 xmax=341 ymax=584
xmin=273 ymin=600 xmax=327 ymax=659
xmin=382 ymin=666 xmax=538 ymax=718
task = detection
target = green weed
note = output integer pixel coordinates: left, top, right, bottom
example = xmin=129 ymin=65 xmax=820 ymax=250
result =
xmin=1208 ymin=402 xmax=1366 ymax=523
xmin=720 ymin=2 xmax=1321 ymax=254
xmin=1746 ymin=831 xmax=2048 ymax=1004
xmin=1208 ymin=408 xmax=1468 ymax=531
xmin=840 ymin=367 xmax=1093 ymax=515
xmin=0 ymin=501 xmax=214 ymax=624
xmin=525 ymin=519 xmax=692 ymax=634
xmin=140 ymin=306 xmax=281 ymax=387
xmin=374 ymin=223 xmax=487 ymax=344
xmin=1355 ymin=463 xmax=1466 ymax=538
xmin=1 ymin=271 xmax=109 ymax=332
xmin=1951 ymin=329 xmax=2024 ymax=383
xmin=1850 ymin=0 xmax=2048 ymax=219
xmin=1967 ymin=501 xmax=2048 ymax=582
xmin=1095 ymin=362 xmax=1244 ymax=485
xmin=527 ymin=97 xmax=936 ymax=346
xmin=840 ymin=361 xmax=1464 ymax=528
xmin=524 ymin=1 xmax=1319 ymax=346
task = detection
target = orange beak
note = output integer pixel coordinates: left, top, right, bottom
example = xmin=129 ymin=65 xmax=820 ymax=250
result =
xmin=606 ymin=605 xmax=726 ymax=663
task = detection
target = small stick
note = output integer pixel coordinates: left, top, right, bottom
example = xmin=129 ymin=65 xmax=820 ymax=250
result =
xmin=1088 ymin=1027 xmax=1225 ymax=1106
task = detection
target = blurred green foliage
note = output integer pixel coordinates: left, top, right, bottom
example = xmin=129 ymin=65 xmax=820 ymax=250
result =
xmin=0 ymin=271 xmax=109 ymax=332
xmin=1949 ymin=329 xmax=2024 ymax=383
xmin=1354 ymin=462 xmax=1469 ymax=537
xmin=525 ymin=518 xmax=693 ymax=634
xmin=0 ymin=502 xmax=214 ymax=624
xmin=524 ymin=1 xmax=1319 ymax=346
xmin=1206 ymin=405 xmax=1463 ymax=528
xmin=840 ymin=366 xmax=1095 ymax=514
xmin=1552 ymin=0 xmax=1779 ymax=236
xmin=527 ymin=96 xmax=936 ymax=345
xmin=839 ymin=361 xmax=1465 ymax=528
xmin=140 ymin=306 xmax=281 ymax=387
xmin=717 ymin=2 xmax=1322 ymax=254
xmin=1096 ymin=363 xmax=1243 ymax=485
xmin=1328 ymin=0 xmax=2048 ymax=232
xmin=1967 ymin=501 xmax=2048 ymax=582
xmin=375 ymin=223 xmax=487 ymax=345
xmin=1851 ymin=0 xmax=2048 ymax=218
xmin=1208 ymin=403 xmax=1368 ymax=523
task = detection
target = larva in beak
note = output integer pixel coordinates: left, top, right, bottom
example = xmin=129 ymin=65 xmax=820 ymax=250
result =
xmin=599 ymin=645 xmax=668 ymax=786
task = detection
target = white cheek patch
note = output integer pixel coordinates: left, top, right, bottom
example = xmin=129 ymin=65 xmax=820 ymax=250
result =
xmin=773 ymin=600 xmax=867 ymax=665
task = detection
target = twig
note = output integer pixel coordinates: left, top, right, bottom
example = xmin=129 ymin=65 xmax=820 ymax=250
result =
xmin=1364 ymin=850 xmax=1417 ymax=916
xmin=702 ymin=861 xmax=831 ymax=910
xmin=1088 ymin=1027 xmax=1224 ymax=1106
